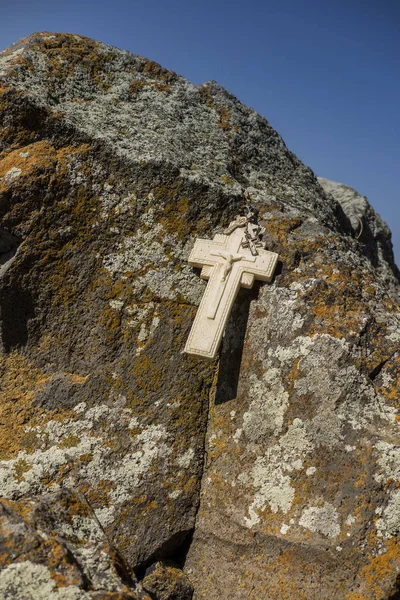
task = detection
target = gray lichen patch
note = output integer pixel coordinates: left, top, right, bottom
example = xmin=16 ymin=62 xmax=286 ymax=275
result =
xmin=374 ymin=442 xmax=400 ymax=484
xmin=373 ymin=442 xmax=400 ymax=540
xmin=243 ymin=369 xmax=289 ymax=440
xmin=242 ymin=418 xmax=314 ymax=527
xmin=58 ymin=514 xmax=123 ymax=589
xmin=376 ymin=491 xmax=400 ymax=539
xmin=0 ymin=404 xmax=172 ymax=528
xmin=102 ymin=216 xmax=204 ymax=304
xmin=299 ymin=502 xmax=341 ymax=538
xmin=4 ymin=167 xmax=22 ymax=183
xmin=0 ymin=562 xmax=92 ymax=600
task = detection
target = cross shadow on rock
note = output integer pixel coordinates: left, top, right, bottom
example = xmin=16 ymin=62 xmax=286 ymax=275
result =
xmin=214 ymin=284 xmax=261 ymax=405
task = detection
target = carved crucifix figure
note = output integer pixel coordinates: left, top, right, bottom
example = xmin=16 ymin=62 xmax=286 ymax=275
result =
xmin=184 ymin=224 xmax=278 ymax=360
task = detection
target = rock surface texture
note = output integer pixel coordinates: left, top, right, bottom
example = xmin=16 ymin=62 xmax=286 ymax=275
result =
xmin=0 ymin=32 xmax=399 ymax=599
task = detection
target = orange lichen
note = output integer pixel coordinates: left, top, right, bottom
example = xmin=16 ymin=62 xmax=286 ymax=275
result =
xmin=79 ymin=479 xmax=114 ymax=508
xmin=0 ymin=140 xmax=57 ymax=179
xmin=347 ymin=539 xmax=400 ymax=599
xmin=376 ymin=355 xmax=400 ymax=404
xmin=158 ymin=195 xmax=191 ymax=239
xmin=28 ymin=34 xmax=115 ymax=91
xmin=199 ymin=85 xmax=238 ymax=136
xmin=129 ymin=79 xmax=170 ymax=95
xmin=0 ymin=352 xmax=78 ymax=459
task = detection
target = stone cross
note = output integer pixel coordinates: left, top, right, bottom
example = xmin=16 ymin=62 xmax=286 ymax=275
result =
xmin=183 ymin=225 xmax=278 ymax=360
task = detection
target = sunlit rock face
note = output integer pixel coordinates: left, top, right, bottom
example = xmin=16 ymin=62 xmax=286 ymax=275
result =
xmin=0 ymin=32 xmax=399 ymax=599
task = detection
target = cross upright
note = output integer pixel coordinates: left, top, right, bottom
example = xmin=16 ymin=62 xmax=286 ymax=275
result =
xmin=184 ymin=226 xmax=278 ymax=360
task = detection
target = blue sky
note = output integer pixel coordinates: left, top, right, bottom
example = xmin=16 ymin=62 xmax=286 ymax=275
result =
xmin=1 ymin=0 xmax=399 ymax=263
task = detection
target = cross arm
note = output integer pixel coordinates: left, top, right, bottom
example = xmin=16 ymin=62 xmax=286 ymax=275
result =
xmin=187 ymin=235 xmax=227 ymax=268
xmin=241 ymin=249 xmax=279 ymax=282
xmin=251 ymin=250 xmax=278 ymax=281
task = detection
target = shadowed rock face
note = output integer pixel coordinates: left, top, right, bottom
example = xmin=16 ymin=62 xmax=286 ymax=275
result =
xmin=318 ymin=177 xmax=400 ymax=295
xmin=0 ymin=32 xmax=399 ymax=599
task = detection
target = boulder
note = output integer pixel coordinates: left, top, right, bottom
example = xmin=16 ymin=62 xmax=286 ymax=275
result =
xmin=318 ymin=177 xmax=399 ymax=297
xmin=0 ymin=32 xmax=399 ymax=599
xmin=142 ymin=561 xmax=193 ymax=599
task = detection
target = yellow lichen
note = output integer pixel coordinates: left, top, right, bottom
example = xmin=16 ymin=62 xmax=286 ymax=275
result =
xmin=0 ymin=352 xmax=77 ymax=459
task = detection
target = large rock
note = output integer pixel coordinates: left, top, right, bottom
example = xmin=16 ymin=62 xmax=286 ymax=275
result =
xmin=318 ymin=177 xmax=399 ymax=297
xmin=0 ymin=32 xmax=399 ymax=599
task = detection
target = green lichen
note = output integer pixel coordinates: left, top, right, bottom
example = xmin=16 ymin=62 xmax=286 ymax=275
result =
xmin=58 ymin=434 xmax=80 ymax=449
xmin=13 ymin=459 xmax=32 ymax=483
